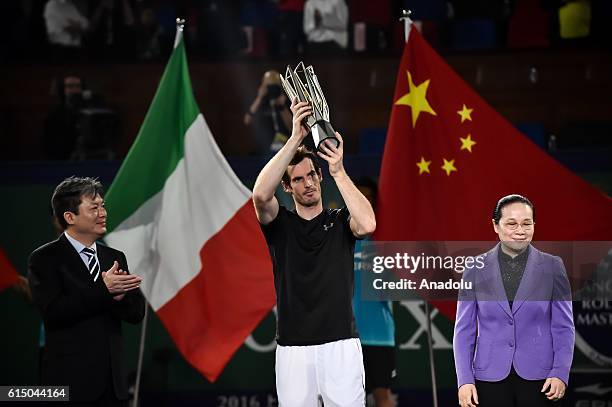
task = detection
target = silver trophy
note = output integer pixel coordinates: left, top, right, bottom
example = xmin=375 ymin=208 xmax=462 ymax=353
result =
xmin=280 ymin=62 xmax=339 ymax=151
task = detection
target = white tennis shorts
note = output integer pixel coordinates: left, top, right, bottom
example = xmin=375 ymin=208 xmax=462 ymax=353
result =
xmin=275 ymin=338 xmax=366 ymax=407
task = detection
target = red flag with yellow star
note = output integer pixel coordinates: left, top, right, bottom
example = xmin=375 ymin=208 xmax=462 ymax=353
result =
xmin=375 ymin=27 xmax=612 ymax=319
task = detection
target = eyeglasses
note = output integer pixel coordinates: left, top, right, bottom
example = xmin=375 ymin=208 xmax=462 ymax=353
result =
xmin=502 ymin=221 xmax=533 ymax=231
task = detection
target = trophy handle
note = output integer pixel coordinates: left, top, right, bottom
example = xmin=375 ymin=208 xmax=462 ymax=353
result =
xmin=311 ymin=120 xmax=340 ymax=151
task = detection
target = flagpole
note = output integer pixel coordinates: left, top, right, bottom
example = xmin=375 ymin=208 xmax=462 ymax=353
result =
xmin=132 ymin=20 xmax=187 ymax=407
xmin=132 ymin=18 xmax=188 ymax=407
xmin=424 ymin=301 xmax=439 ymax=407
xmin=399 ymin=11 xmax=438 ymax=407
xmin=400 ymin=9 xmax=413 ymax=42
xmin=132 ymin=304 xmax=149 ymax=407
xmin=174 ymin=17 xmax=185 ymax=49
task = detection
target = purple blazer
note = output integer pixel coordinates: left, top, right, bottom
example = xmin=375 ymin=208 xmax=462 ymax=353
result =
xmin=453 ymin=244 xmax=574 ymax=388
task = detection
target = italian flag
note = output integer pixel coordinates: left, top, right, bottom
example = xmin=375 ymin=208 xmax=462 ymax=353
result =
xmin=104 ymin=28 xmax=275 ymax=382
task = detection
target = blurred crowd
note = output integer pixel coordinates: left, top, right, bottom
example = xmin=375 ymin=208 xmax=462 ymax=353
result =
xmin=2 ymin=0 xmax=610 ymax=63
xmin=3 ymin=0 xmax=610 ymax=161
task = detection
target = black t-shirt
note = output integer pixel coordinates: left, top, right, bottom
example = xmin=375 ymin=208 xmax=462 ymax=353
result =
xmin=261 ymin=206 xmax=359 ymax=346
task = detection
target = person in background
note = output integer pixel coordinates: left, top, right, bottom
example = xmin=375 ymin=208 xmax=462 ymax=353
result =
xmin=134 ymin=7 xmax=163 ymax=60
xmin=352 ymin=177 xmax=396 ymax=407
xmin=244 ymin=70 xmax=292 ymax=154
xmin=277 ymin=0 xmax=306 ymax=56
xmin=303 ymin=0 xmax=348 ymax=56
xmin=88 ymin=0 xmax=136 ymax=58
xmin=43 ymin=75 xmax=85 ymax=160
xmin=44 ymin=0 xmax=89 ymax=58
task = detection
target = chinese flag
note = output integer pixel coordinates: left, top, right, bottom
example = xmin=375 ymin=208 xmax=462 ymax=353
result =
xmin=375 ymin=27 xmax=612 ymax=319
xmin=0 ymin=247 xmax=19 ymax=292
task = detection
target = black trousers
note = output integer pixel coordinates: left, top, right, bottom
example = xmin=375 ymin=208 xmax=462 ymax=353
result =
xmin=476 ymin=369 xmax=560 ymax=407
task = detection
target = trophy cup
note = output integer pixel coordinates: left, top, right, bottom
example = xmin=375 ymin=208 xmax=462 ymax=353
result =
xmin=280 ymin=62 xmax=340 ymax=151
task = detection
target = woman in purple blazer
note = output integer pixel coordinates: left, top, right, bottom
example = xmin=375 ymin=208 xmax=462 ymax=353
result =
xmin=453 ymin=195 xmax=574 ymax=407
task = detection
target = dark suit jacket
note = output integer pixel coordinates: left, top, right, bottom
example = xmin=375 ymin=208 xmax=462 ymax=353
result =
xmin=28 ymin=234 xmax=145 ymax=402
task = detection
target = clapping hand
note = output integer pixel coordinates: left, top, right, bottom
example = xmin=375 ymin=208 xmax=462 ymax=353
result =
xmin=102 ymin=261 xmax=141 ymax=301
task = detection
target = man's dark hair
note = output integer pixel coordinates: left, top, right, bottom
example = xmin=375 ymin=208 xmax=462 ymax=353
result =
xmin=281 ymin=146 xmax=321 ymax=186
xmin=354 ymin=176 xmax=378 ymax=203
xmin=493 ymin=194 xmax=535 ymax=224
xmin=51 ymin=176 xmax=104 ymax=229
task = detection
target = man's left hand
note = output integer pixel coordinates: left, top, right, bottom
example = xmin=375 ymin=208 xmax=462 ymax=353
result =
xmin=112 ymin=266 xmax=128 ymax=301
xmin=317 ymin=132 xmax=344 ymax=178
xmin=541 ymin=377 xmax=566 ymax=401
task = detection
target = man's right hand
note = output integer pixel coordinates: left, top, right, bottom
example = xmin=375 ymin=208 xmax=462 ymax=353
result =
xmin=458 ymin=384 xmax=479 ymax=407
xmin=102 ymin=261 xmax=142 ymax=295
xmin=290 ymin=99 xmax=312 ymax=141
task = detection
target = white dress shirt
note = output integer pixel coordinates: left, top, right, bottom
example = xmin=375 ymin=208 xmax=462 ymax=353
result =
xmin=44 ymin=0 xmax=89 ymax=47
xmin=64 ymin=231 xmax=98 ymax=268
xmin=303 ymin=0 xmax=348 ymax=48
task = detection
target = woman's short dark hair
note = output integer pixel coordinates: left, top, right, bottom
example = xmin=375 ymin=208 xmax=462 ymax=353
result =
xmin=492 ymin=194 xmax=535 ymax=224
xmin=51 ymin=176 xmax=104 ymax=229
xmin=281 ymin=146 xmax=321 ymax=186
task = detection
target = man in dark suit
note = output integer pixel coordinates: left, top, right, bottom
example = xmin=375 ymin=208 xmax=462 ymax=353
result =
xmin=28 ymin=176 xmax=145 ymax=406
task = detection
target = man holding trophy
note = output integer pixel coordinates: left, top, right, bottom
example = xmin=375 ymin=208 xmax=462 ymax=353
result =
xmin=253 ymin=63 xmax=376 ymax=406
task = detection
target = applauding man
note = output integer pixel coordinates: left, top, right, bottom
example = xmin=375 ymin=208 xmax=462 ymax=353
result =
xmin=28 ymin=176 xmax=145 ymax=406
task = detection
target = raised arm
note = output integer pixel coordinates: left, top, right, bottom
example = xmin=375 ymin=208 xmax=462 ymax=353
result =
xmin=318 ymin=133 xmax=376 ymax=238
xmin=252 ymin=100 xmax=311 ymax=224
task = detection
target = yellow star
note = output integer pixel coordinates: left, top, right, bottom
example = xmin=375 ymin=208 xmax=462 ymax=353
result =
xmin=416 ymin=157 xmax=431 ymax=175
xmin=395 ymin=71 xmax=437 ymax=127
xmin=441 ymin=158 xmax=457 ymax=176
xmin=460 ymin=134 xmax=477 ymax=152
xmin=457 ymin=104 xmax=473 ymax=123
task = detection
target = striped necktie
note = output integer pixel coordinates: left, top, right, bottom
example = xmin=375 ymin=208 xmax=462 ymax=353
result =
xmin=81 ymin=247 xmax=101 ymax=282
